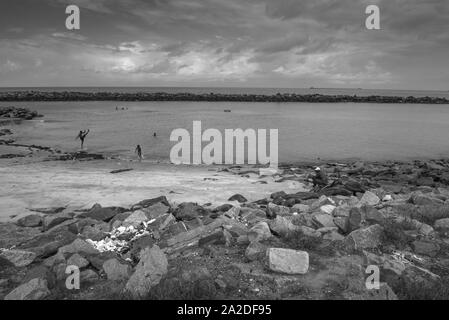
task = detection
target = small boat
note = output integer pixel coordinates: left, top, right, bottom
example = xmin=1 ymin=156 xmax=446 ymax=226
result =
xmin=224 ymin=109 xmax=231 ymax=113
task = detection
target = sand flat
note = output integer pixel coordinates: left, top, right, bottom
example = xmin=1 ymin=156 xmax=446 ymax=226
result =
xmin=0 ymin=159 xmax=306 ymax=222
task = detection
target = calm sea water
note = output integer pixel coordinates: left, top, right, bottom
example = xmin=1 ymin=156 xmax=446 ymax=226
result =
xmin=2 ymin=99 xmax=449 ymax=163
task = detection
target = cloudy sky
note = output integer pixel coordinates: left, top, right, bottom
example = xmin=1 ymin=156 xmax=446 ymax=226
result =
xmin=0 ymin=0 xmax=448 ymax=90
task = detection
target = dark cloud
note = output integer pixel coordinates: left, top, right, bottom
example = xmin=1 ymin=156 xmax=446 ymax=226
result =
xmin=0 ymin=0 xmax=447 ymax=89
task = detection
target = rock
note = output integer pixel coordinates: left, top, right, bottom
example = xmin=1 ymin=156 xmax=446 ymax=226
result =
xmin=348 ymin=207 xmax=362 ymax=231
xmin=312 ymin=213 xmax=336 ymax=229
xmin=223 ymin=206 xmax=240 ymax=219
xmin=142 ymin=202 xmax=170 ymax=220
xmin=363 ymin=206 xmax=383 ymax=224
xmin=16 ymin=215 xmax=42 ymax=228
xmin=267 ymin=203 xmax=291 ymax=216
xmin=125 ymin=246 xmax=168 ymax=298
xmin=213 ymin=204 xmax=234 ymax=213
xmin=323 ymin=230 xmax=345 ymax=241
xmin=82 ymin=205 xmax=125 ymax=222
xmin=411 ymin=193 xmax=444 ymax=206
xmin=269 ymin=216 xmax=297 ymax=237
xmin=333 ymin=205 xmax=351 ymax=217
xmin=434 ymin=218 xmax=449 ymax=231
xmin=181 ymin=267 xmax=211 ymax=282
xmin=0 ymin=249 xmax=36 ymax=267
xmin=310 ymin=195 xmax=335 ymax=211
xmin=58 ymin=238 xmax=99 ymax=256
xmin=0 ymin=223 xmax=41 ymax=249
xmin=239 ymin=207 xmax=265 ymax=222
xmin=265 ymin=248 xmax=309 ymax=274
xmin=270 ymin=191 xmax=287 ymax=199
xmin=17 ymin=229 xmax=77 ymax=258
xmin=346 ymin=224 xmax=384 ymax=250
xmin=245 ymin=242 xmax=267 ymax=261
xmin=173 ymin=202 xmax=208 ymax=221
xmin=198 ymin=230 xmax=231 ymax=247
xmin=67 ymin=253 xmax=90 ymax=268
xmin=248 ymin=222 xmax=272 ymax=242
xmin=357 ymin=191 xmax=380 ymax=207
xmin=412 ymin=240 xmax=440 ymax=257
xmin=319 ymin=205 xmax=336 ymax=215
xmin=168 ymin=221 xmax=188 ymax=235
xmin=4 ymin=278 xmax=50 ymax=300
xmin=23 ymin=265 xmax=56 ymax=289
xmin=80 ymin=269 xmax=99 ymax=282
xmin=81 ymin=222 xmax=109 ymax=241
xmin=103 ymin=258 xmax=131 ymax=281
xmin=228 ymin=194 xmax=248 ymax=203
xmin=42 ymin=212 xmax=73 ymax=231
xmin=122 ymin=210 xmax=148 ymax=227
xmin=382 ymin=195 xmax=393 ymax=202
xmin=365 ymin=283 xmax=398 ymax=300
xmin=291 ymin=204 xmax=310 ymax=213
xmin=333 ymin=216 xmax=349 ymax=234
xmin=131 ymin=196 xmax=170 ymax=210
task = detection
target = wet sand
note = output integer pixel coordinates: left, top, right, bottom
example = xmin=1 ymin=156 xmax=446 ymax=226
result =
xmin=0 ymin=158 xmax=306 ymax=222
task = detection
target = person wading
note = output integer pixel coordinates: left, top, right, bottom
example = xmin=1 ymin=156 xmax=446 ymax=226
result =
xmin=76 ymin=129 xmax=90 ymax=149
xmin=135 ymin=144 xmax=143 ymax=161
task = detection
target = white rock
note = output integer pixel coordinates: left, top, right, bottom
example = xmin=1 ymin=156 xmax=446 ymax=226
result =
xmin=266 ymin=248 xmax=309 ymax=274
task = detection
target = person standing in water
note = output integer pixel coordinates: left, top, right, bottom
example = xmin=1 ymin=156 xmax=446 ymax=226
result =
xmin=135 ymin=144 xmax=143 ymax=161
xmin=76 ymin=129 xmax=90 ymax=149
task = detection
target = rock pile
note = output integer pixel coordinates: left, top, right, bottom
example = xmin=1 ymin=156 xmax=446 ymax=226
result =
xmin=1 ymin=91 xmax=448 ymax=104
xmin=2 ymin=159 xmax=449 ymax=300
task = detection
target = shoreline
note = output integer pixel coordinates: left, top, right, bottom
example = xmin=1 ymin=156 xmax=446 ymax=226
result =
xmin=1 ymin=91 xmax=449 ymax=104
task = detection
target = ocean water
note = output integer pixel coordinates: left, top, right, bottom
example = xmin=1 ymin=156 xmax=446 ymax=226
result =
xmin=2 ymin=100 xmax=449 ymax=163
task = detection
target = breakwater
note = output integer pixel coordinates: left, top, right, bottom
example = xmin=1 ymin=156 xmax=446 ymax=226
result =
xmin=1 ymin=91 xmax=449 ymax=104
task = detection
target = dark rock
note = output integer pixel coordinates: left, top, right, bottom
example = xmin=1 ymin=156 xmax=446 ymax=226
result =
xmin=412 ymin=240 xmax=440 ymax=257
xmin=228 ymin=194 xmax=248 ymax=203
xmin=81 ymin=205 xmax=126 ymax=222
xmin=213 ymin=204 xmax=234 ymax=213
xmin=16 ymin=215 xmax=42 ymax=228
xmin=348 ymin=207 xmax=362 ymax=231
xmin=17 ymin=229 xmax=77 ymax=258
xmin=173 ymin=202 xmax=208 ymax=221
xmin=42 ymin=212 xmax=73 ymax=231
xmin=131 ymin=196 xmax=170 ymax=210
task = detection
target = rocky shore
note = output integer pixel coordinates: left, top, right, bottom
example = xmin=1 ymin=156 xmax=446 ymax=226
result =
xmin=0 ymin=106 xmax=42 ymax=120
xmin=1 ymin=158 xmax=449 ymax=300
xmin=1 ymin=91 xmax=449 ymax=104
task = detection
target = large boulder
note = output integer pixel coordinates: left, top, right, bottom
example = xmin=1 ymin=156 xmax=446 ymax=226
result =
xmin=434 ymin=218 xmax=449 ymax=231
xmin=0 ymin=249 xmax=36 ymax=268
xmin=265 ymin=248 xmax=309 ymax=274
xmin=412 ymin=240 xmax=440 ymax=257
xmin=122 ymin=210 xmax=148 ymax=228
xmin=42 ymin=212 xmax=73 ymax=231
xmin=269 ymin=216 xmax=297 ymax=237
xmin=0 ymin=223 xmax=41 ymax=249
xmin=410 ymin=193 xmax=444 ymax=206
xmin=228 ymin=194 xmax=248 ymax=203
xmin=245 ymin=242 xmax=267 ymax=261
xmin=248 ymin=222 xmax=272 ymax=242
xmin=357 ymin=191 xmax=380 ymax=207
xmin=312 ymin=213 xmax=336 ymax=229
xmin=348 ymin=207 xmax=362 ymax=231
xmin=58 ymin=238 xmax=99 ymax=256
xmin=173 ymin=203 xmax=208 ymax=221
xmin=345 ymin=225 xmax=384 ymax=250
xmin=142 ymin=202 xmax=170 ymax=220
xmin=4 ymin=278 xmax=50 ymax=300
xmin=17 ymin=229 xmax=77 ymax=258
xmin=82 ymin=205 xmax=125 ymax=222
xmin=16 ymin=215 xmax=42 ymax=228
xmin=103 ymin=258 xmax=132 ymax=281
xmin=131 ymin=196 xmax=170 ymax=210
xmin=125 ymin=246 xmax=168 ymax=298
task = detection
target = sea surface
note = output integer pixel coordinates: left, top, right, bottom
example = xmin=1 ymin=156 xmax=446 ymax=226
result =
xmin=2 ymin=95 xmax=449 ymax=163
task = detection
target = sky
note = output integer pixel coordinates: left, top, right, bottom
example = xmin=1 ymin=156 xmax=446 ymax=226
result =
xmin=0 ymin=0 xmax=448 ymax=90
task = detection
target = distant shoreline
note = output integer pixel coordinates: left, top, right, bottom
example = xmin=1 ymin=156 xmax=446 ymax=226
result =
xmin=1 ymin=91 xmax=449 ymax=104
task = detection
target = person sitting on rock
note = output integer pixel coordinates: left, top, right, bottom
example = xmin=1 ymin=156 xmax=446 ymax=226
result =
xmin=76 ymin=129 xmax=90 ymax=149
xmin=312 ymin=166 xmax=329 ymax=190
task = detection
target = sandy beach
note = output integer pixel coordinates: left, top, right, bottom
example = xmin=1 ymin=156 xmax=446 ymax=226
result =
xmin=0 ymin=158 xmax=305 ymax=222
